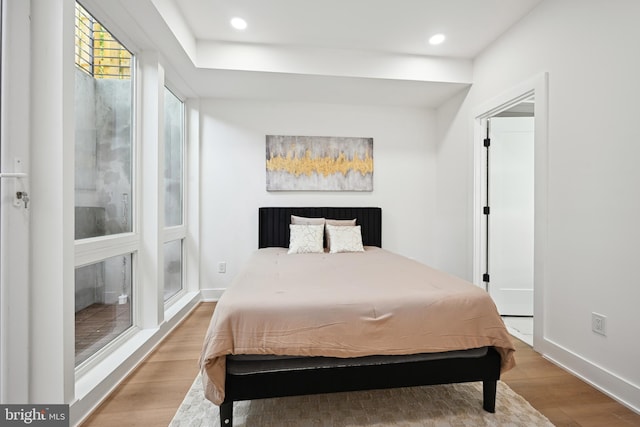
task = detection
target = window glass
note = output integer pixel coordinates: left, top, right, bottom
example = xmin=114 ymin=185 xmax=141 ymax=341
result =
xmin=74 ymin=2 xmax=135 ymax=368
xmin=75 ymin=2 xmax=133 ymax=239
xmin=163 ymin=239 xmax=183 ymax=301
xmin=164 ymin=88 xmax=184 ymax=227
xmin=75 ymin=254 xmax=133 ymax=366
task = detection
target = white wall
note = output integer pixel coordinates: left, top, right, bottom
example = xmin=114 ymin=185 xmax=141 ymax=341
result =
xmin=200 ymin=99 xmax=436 ymax=292
xmin=436 ymin=0 xmax=640 ymax=411
xmin=434 ymin=88 xmax=472 ymax=277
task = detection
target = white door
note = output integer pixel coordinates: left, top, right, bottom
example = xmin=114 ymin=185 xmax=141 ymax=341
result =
xmin=487 ymin=117 xmax=534 ymax=316
xmin=1 ymin=0 xmax=31 ymax=402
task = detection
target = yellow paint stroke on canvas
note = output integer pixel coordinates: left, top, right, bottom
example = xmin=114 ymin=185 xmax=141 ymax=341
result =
xmin=267 ymin=149 xmax=373 ymax=177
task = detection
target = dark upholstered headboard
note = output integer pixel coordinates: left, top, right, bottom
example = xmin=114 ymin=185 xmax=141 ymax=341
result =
xmin=258 ymin=207 xmax=382 ymax=249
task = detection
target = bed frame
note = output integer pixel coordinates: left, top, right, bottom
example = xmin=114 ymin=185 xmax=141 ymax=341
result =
xmin=218 ymin=207 xmax=502 ymax=426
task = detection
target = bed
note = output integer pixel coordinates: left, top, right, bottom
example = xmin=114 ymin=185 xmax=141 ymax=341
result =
xmin=200 ymin=207 xmax=515 ymax=426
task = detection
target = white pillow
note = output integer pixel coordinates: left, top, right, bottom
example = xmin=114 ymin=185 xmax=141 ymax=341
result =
xmin=324 ymin=218 xmax=356 ymax=248
xmin=288 ymin=224 xmax=325 ymax=254
xmin=325 ymin=218 xmax=356 ymax=226
xmin=291 ymin=215 xmax=325 ymax=225
xmin=326 ymin=224 xmax=365 ymax=253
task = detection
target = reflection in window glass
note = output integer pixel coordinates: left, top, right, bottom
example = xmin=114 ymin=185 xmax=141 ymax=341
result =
xmin=164 ymin=239 xmax=183 ymax=301
xmin=164 ymin=88 xmax=183 ymax=227
xmin=74 ymin=3 xmax=133 ymax=239
xmin=75 ymin=253 xmax=133 ymax=366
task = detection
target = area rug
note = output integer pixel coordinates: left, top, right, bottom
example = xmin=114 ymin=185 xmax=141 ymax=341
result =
xmin=169 ymin=374 xmax=554 ymax=427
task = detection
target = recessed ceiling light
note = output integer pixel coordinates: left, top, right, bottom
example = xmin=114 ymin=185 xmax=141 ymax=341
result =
xmin=230 ymin=17 xmax=247 ymax=30
xmin=429 ymin=33 xmax=446 ymax=45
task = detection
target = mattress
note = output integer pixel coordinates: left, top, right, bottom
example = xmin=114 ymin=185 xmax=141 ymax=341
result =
xmin=200 ymin=247 xmax=515 ymax=405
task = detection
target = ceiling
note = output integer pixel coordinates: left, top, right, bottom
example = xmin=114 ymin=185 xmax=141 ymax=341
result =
xmin=174 ymin=0 xmax=542 ymax=58
xmin=101 ymin=0 xmax=543 ymax=107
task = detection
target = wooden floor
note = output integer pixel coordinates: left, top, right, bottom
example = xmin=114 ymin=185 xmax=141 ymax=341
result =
xmin=80 ymin=302 xmax=640 ymax=427
xmin=79 ymin=302 xmax=215 ymax=427
xmin=502 ymin=338 xmax=640 ymax=426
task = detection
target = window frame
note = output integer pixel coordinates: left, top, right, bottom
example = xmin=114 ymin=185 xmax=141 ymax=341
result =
xmin=162 ymin=84 xmax=187 ymax=307
xmin=73 ymin=252 xmax=138 ymax=374
xmin=73 ymin=2 xmax=140 ymax=373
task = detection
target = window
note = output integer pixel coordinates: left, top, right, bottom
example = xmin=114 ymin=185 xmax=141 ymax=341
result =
xmin=74 ymin=2 xmax=135 ymax=367
xmin=163 ymin=240 xmax=183 ymax=301
xmin=75 ymin=3 xmax=131 ymax=80
xmin=75 ymin=254 xmax=132 ymax=366
xmin=164 ymin=88 xmax=184 ymax=227
xmin=75 ymin=2 xmax=133 ymax=239
xmin=163 ymin=87 xmax=185 ymax=301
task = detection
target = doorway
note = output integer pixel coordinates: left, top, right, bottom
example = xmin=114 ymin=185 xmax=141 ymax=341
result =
xmin=473 ymin=73 xmax=549 ymax=350
xmin=485 ymin=102 xmax=534 ymax=316
xmin=485 ymin=103 xmax=535 ymax=345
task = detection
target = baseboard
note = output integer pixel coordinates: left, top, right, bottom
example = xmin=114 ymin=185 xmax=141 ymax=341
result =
xmin=201 ymin=287 xmax=224 ymax=301
xmin=541 ymin=337 xmax=640 ymax=414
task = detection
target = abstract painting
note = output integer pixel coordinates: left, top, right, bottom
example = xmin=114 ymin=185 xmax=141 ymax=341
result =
xmin=266 ymin=135 xmax=373 ymax=191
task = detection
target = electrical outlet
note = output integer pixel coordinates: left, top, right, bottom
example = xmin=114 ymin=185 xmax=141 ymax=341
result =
xmin=218 ymin=261 xmax=226 ymax=274
xmin=592 ymin=312 xmax=606 ymax=336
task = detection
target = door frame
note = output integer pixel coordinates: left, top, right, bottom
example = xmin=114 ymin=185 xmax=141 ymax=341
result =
xmin=472 ymin=72 xmax=548 ymax=349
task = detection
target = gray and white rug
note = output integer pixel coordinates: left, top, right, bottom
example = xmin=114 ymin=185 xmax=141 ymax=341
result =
xmin=170 ymin=374 xmax=554 ymax=426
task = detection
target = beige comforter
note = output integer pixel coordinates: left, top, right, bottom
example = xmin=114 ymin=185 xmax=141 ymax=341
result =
xmin=200 ymin=247 xmax=515 ymax=405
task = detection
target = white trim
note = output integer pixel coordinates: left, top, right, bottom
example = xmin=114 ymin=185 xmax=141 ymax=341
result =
xmin=74 ymin=233 xmax=139 ymax=266
xmin=200 ymin=288 xmax=224 ymax=301
xmin=74 ymin=326 xmax=141 ymax=379
xmin=163 ymin=79 xmax=187 ymax=104
xmin=472 ymin=72 xmax=549 ymax=351
xmin=138 ymin=49 xmax=166 ymax=328
xmin=163 ymin=224 xmax=186 ymax=242
xmin=542 ymin=337 xmax=640 ymax=414
xmin=185 ymin=98 xmax=200 ymax=295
